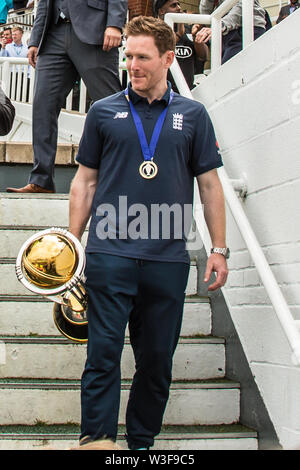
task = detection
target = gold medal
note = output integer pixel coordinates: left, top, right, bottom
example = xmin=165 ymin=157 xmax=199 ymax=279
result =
xmin=139 ymin=161 xmax=158 ymax=179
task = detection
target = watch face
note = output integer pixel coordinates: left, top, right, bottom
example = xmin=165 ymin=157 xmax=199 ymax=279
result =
xmin=211 ymin=248 xmax=230 ymax=259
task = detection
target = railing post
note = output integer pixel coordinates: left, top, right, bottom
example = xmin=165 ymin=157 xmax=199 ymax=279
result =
xmin=211 ymin=16 xmax=222 ymax=72
xmin=29 ymin=66 xmax=35 ymax=103
xmin=242 ymin=0 xmax=254 ymax=48
xmin=66 ymin=90 xmax=73 ymax=111
xmin=33 ymin=0 xmax=38 ymax=17
xmin=2 ymin=60 xmax=11 ymax=98
xmin=79 ymin=79 xmax=87 ymax=114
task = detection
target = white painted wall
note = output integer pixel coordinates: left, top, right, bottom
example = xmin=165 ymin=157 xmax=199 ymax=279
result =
xmin=192 ymin=10 xmax=300 ymax=449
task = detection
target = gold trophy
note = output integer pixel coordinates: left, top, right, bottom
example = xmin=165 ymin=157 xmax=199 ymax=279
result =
xmin=15 ymin=227 xmax=88 ymax=343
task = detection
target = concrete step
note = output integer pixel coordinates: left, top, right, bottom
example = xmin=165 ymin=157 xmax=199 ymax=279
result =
xmin=0 ymin=227 xmax=88 ymax=259
xmin=0 ymin=259 xmax=198 ymax=297
xmin=0 ymin=142 xmax=78 ymax=166
xmin=0 ymin=336 xmax=225 ymax=381
xmin=0 ymin=379 xmax=240 ymax=427
xmin=0 ymin=167 xmax=76 ymax=194
xmin=0 ymin=295 xmax=211 ymax=337
xmin=0 ymin=424 xmax=258 ymax=450
xmin=0 ymin=194 xmax=70 ymax=227
xmin=0 ymin=227 xmax=198 ymax=260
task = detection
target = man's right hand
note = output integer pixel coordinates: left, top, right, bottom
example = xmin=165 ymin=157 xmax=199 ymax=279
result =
xmin=28 ymin=46 xmax=38 ymax=68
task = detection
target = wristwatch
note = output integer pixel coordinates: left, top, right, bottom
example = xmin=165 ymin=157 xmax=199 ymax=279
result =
xmin=210 ymin=247 xmax=230 ymax=259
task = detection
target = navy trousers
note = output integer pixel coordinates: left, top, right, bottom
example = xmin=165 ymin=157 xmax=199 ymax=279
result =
xmin=80 ymin=253 xmax=190 ymax=449
xmin=222 ymin=26 xmax=265 ymax=64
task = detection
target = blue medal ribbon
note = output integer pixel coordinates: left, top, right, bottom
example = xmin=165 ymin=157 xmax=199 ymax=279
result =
xmin=124 ymin=87 xmax=174 ymax=163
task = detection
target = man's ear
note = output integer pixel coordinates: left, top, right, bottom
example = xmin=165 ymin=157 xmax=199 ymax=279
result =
xmin=158 ymin=7 xmax=164 ymax=18
xmin=165 ymin=50 xmax=175 ymax=69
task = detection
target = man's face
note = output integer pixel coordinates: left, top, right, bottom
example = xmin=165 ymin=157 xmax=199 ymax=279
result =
xmin=159 ymin=0 xmax=181 ymax=16
xmin=12 ymin=30 xmax=23 ymax=43
xmin=3 ymin=30 xmax=12 ymax=44
xmin=125 ymin=35 xmax=173 ymax=96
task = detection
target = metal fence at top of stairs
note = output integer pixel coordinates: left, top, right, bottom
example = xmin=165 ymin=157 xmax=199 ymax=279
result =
xmin=5 ymin=7 xmax=35 ymax=32
xmin=0 ymin=0 xmax=289 ymax=113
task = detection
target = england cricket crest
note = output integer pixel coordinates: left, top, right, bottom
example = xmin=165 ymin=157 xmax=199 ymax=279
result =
xmin=173 ymin=113 xmax=183 ymax=130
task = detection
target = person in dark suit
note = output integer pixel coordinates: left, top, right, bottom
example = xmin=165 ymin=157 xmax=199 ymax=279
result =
xmin=7 ymin=0 xmax=128 ymax=193
xmin=276 ymin=0 xmax=299 ymax=23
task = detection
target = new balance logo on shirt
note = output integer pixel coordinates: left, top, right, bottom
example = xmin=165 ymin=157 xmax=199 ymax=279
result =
xmin=114 ymin=112 xmax=128 ymax=119
xmin=113 ymin=110 xmax=184 ymax=131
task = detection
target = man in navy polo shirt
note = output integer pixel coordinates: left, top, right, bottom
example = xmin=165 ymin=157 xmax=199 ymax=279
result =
xmin=69 ymin=15 xmax=229 ymax=450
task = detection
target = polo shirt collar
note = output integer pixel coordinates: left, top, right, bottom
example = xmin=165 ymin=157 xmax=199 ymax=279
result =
xmin=128 ymin=81 xmax=172 ymax=106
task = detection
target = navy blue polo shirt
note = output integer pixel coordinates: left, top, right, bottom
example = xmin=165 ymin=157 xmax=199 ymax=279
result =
xmin=76 ymin=83 xmax=222 ymax=264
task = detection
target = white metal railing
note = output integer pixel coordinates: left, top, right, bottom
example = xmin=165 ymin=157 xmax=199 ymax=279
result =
xmin=0 ymin=57 xmax=34 ymax=103
xmin=165 ymin=1 xmax=300 ymax=366
xmin=5 ymin=7 xmax=34 ymax=32
xmin=165 ymin=0 xmax=254 ymax=74
xmin=0 ymin=50 xmax=127 ymax=114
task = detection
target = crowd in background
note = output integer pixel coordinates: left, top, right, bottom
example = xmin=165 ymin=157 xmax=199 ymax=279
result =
xmin=0 ymin=0 xmax=299 ymax=138
xmin=0 ymin=1 xmax=299 ymax=84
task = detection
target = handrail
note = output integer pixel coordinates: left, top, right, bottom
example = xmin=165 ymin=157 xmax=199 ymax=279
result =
xmin=218 ymin=167 xmax=300 ymax=366
xmin=165 ymin=4 xmax=300 ymax=366
xmin=165 ymin=0 xmax=254 ymax=71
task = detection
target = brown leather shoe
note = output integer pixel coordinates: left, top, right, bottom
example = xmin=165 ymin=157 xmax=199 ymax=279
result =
xmin=6 ymin=184 xmax=55 ymax=194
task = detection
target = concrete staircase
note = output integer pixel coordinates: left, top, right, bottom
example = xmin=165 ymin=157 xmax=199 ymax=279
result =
xmin=0 ymin=193 xmax=258 ymax=450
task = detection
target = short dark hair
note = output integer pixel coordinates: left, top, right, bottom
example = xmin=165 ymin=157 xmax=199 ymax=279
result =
xmin=124 ymin=15 xmax=176 ymax=56
xmin=153 ymin=0 xmax=168 ymax=16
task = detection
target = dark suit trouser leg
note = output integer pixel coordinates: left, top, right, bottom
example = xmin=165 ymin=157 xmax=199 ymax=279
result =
xmin=29 ymin=23 xmax=122 ymax=190
xmin=29 ymin=50 xmax=78 ymax=190
xmin=68 ymin=25 xmax=122 ymax=102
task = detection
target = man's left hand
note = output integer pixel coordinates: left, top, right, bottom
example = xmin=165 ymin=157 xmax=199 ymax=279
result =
xmin=103 ymin=27 xmax=122 ymax=51
xmin=195 ymin=27 xmax=212 ymax=44
xmin=204 ymin=253 xmax=228 ymax=291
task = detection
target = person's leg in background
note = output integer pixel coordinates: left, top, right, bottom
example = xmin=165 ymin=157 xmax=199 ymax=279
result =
xmin=29 ymin=24 xmax=78 ymax=191
xmin=222 ymin=26 xmax=266 ymax=64
xmin=68 ymin=25 xmax=122 ymax=103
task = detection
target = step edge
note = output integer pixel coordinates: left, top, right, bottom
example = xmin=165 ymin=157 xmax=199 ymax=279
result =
xmin=0 ymin=336 xmax=224 ymax=345
xmin=0 ymin=432 xmax=258 ymax=441
xmin=0 ymin=380 xmax=240 ymax=390
xmin=0 ymin=193 xmax=70 ymax=200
